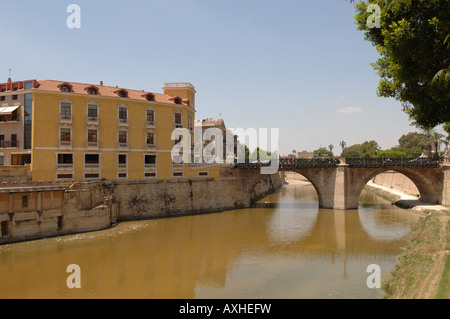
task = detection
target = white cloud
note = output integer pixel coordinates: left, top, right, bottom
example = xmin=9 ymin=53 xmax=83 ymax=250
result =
xmin=338 ymin=107 xmax=362 ymax=114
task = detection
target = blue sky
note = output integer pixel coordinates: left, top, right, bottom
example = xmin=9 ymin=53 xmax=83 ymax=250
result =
xmin=0 ymin=0 xmax=441 ymax=155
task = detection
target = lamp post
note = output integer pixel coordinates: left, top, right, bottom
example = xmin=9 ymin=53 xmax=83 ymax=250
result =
xmin=328 ymin=144 xmax=334 ymax=158
xmin=339 ymin=140 xmax=346 ymax=164
xmin=339 ymin=140 xmax=346 ymax=154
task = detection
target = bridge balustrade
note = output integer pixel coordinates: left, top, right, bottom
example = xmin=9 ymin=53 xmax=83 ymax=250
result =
xmin=345 ymin=158 xmax=441 ymax=168
xmin=234 ymin=157 xmax=442 ymax=169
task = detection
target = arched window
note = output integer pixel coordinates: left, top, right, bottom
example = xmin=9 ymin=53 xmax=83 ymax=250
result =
xmin=60 ymin=86 xmax=71 ymax=93
xmin=117 ymin=90 xmax=128 ymax=98
xmin=86 ymin=87 xmax=98 ymax=95
xmin=146 ymin=93 xmax=155 ymax=101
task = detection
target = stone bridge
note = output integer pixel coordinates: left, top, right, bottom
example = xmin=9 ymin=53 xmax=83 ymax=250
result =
xmin=236 ymin=157 xmax=450 ymax=210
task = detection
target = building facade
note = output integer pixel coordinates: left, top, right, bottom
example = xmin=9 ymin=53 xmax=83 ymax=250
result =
xmin=0 ymin=78 xmax=221 ymax=182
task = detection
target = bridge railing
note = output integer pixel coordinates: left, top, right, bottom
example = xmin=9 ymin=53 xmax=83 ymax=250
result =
xmin=344 ymin=157 xmax=441 ymax=168
xmin=234 ymin=157 xmax=442 ymax=169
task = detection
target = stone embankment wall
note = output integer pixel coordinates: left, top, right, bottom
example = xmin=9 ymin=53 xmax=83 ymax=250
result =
xmin=371 ymin=170 xmax=420 ymax=197
xmin=0 ymin=167 xmax=281 ymax=244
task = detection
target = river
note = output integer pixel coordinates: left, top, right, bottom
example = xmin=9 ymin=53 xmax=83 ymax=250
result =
xmin=0 ymin=180 xmax=419 ymax=299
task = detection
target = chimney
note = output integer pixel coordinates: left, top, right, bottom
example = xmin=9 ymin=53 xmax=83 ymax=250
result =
xmin=100 ymin=81 xmax=103 ymax=86
xmin=7 ymin=78 xmax=12 ymax=91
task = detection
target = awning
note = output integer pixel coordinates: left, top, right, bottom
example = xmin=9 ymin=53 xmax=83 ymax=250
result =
xmin=0 ymin=105 xmax=20 ymax=115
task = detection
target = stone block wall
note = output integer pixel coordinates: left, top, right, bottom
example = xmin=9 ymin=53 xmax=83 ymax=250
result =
xmin=0 ymin=168 xmax=282 ymax=244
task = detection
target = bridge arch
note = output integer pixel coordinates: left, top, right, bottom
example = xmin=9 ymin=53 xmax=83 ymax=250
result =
xmin=349 ymin=167 xmax=444 ymax=206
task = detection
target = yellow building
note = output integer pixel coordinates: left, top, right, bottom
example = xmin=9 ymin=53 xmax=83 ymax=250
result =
xmin=0 ymin=78 xmax=222 ymax=182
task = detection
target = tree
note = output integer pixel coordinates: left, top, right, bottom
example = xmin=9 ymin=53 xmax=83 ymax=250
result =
xmin=313 ymin=147 xmax=333 ymax=158
xmin=354 ymin=0 xmax=450 ymax=128
xmin=342 ymin=144 xmax=363 ymax=158
xmin=398 ymin=132 xmax=429 ymax=149
xmin=360 ymin=140 xmax=380 ymax=158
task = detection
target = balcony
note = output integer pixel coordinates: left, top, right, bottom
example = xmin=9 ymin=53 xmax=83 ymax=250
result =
xmin=0 ymin=140 xmax=19 ymax=148
xmin=0 ymin=115 xmax=19 ymax=122
xmin=118 ymin=118 xmax=128 ymax=126
xmin=146 ymin=120 xmax=155 ymax=128
xmin=118 ymin=163 xmax=127 ymax=170
xmin=147 ymin=143 xmax=156 ymax=150
xmin=145 ymin=164 xmax=156 ymax=170
xmin=60 ymin=141 xmax=71 ymax=148
xmin=87 ymin=116 xmax=98 ymax=124
xmin=118 ymin=142 xmax=128 ymax=149
xmin=60 ymin=115 xmax=72 ymax=123
xmin=87 ymin=141 xmax=98 ymax=149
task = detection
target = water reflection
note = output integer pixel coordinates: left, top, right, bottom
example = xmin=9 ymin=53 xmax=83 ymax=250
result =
xmin=0 ymin=183 xmax=419 ymax=299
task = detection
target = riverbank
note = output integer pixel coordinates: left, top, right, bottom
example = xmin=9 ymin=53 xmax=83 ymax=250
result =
xmin=364 ymin=182 xmax=450 ymax=299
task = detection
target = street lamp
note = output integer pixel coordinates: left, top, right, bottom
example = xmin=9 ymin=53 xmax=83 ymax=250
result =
xmin=339 ymin=140 xmax=346 ymax=154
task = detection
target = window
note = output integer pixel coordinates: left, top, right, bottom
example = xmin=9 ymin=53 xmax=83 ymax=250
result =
xmin=199 ymin=171 xmax=209 ymax=177
xmin=60 ymin=86 xmax=71 ymax=92
xmin=87 ymin=129 xmax=98 ymax=145
xmin=25 ymin=81 xmax=33 ymax=90
xmin=85 ymin=154 xmax=100 ymax=170
xmin=0 ymin=96 xmax=4 ymax=101
xmin=57 ymin=173 xmax=73 ymax=179
xmin=118 ymin=154 xmax=127 ymax=166
xmin=60 ymin=128 xmax=71 ymax=143
xmin=12 ymin=95 xmax=18 ymax=100
xmin=87 ymin=88 xmax=98 ymax=95
xmin=173 ymin=172 xmax=183 ymax=177
xmin=146 ymin=93 xmax=155 ymax=101
xmin=88 ymin=104 xmax=98 ymax=119
xmin=60 ymin=102 xmax=71 ymax=120
xmin=188 ymin=114 xmax=193 ymax=131
xmin=147 ymin=131 xmax=155 ymax=145
xmin=145 ymin=172 xmax=156 ymax=178
xmin=118 ymin=130 xmax=127 ymax=146
xmin=11 ymin=134 xmax=17 ymax=147
xmin=22 ymin=196 xmax=28 ymax=208
xmin=0 ymin=155 xmax=4 ymax=166
xmin=117 ymin=90 xmax=128 ymax=98
xmin=174 ymin=112 xmax=182 ymax=127
xmin=145 ymin=154 xmax=156 ymax=164
xmin=84 ymin=173 xmax=100 ymax=179
xmin=0 ymin=135 xmax=4 ymax=147
xmin=174 ymin=97 xmax=182 ymax=105
xmin=118 ymin=106 xmax=127 ymax=122
xmin=57 ymin=153 xmax=73 ymax=168
xmin=147 ymin=109 xmax=155 ymax=123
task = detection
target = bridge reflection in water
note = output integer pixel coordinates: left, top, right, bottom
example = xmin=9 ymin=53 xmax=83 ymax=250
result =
xmin=0 ymin=182 xmax=419 ymax=299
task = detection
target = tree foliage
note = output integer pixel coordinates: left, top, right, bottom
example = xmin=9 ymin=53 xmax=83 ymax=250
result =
xmin=354 ymin=0 xmax=450 ymax=128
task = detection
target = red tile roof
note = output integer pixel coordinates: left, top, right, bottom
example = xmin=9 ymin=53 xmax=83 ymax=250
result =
xmin=33 ymin=80 xmax=189 ymax=106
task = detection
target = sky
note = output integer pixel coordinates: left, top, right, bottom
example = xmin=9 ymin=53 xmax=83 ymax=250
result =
xmin=0 ymin=0 xmax=444 ymax=155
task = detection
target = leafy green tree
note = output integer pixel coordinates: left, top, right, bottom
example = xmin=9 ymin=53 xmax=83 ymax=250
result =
xmin=313 ymin=147 xmax=333 ymax=157
xmin=398 ymin=132 xmax=429 ymax=149
xmin=342 ymin=144 xmax=363 ymax=158
xmin=354 ymin=0 xmax=450 ymax=128
xmin=360 ymin=140 xmax=380 ymax=158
